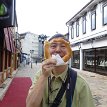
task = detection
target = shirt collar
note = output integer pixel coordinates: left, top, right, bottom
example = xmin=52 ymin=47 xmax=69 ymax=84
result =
xmin=51 ymin=66 xmax=68 ymax=82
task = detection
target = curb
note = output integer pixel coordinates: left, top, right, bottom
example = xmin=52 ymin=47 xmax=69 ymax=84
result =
xmin=0 ymin=69 xmax=18 ymax=101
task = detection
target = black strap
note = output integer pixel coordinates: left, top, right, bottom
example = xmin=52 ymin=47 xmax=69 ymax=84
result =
xmin=66 ymin=68 xmax=77 ymax=107
xmin=50 ymin=68 xmax=77 ymax=107
xmin=50 ymin=72 xmax=69 ymax=107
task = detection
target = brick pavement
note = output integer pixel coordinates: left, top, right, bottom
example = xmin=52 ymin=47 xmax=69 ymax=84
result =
xmin=73 ymin=68 xmax=107 ymax=107
xmin=15 ymin=63 xmax=41 ymax=81
xmin=0 ymin=63 xmax=107 ymax=107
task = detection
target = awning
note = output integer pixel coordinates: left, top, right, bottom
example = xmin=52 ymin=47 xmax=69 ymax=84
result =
xmin=4 ymin=28 xmax=11 ymax=52
xmin=8 ymin=27 xmax=15 ymax=53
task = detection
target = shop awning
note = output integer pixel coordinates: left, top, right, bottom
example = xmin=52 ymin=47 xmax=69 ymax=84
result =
xmin=4 ymin=28 xmax=11 ymax=52
xmin=8 ymin=27 xmax=15 ymax=53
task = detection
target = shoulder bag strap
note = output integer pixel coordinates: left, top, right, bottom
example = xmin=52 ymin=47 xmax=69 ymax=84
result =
xmin=66 ymin=68 xmax=77 ymax=107
xmin=50 ymin=72 xmax=69 ymax=107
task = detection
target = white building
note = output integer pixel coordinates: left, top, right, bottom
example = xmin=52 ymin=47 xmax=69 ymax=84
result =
xmin=20 ymin=32 xmax=39 ymax=63
xmin=66 ymin=0 xmax=107 ymax=75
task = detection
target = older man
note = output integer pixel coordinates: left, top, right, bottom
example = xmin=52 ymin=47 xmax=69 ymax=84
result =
xmin=26 ymin=33 xmax=95 ymax=107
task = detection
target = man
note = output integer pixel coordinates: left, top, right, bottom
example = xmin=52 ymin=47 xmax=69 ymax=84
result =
xmin=26 ymin=33 xmax=95 ymax=107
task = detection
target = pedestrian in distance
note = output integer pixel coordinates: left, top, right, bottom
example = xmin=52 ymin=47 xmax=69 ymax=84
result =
xmin=26 ymin=33 xmax=95 ymax=107
xmin=36 ymin=60 xmax=37 ymax=65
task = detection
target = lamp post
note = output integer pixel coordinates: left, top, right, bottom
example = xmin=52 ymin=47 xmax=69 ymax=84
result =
xmin=38 ymin=34 xmax=47 ymax=61
xmin=30 ymin=50 xmax=34 ymax=68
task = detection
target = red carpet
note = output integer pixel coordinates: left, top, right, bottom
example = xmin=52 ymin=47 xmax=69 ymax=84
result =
xmin=0 ymin=77 xmax=32 ymax=107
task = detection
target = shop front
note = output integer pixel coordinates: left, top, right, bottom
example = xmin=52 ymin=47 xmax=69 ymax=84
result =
xmin=83 ymin=47 xmax=107 ymax=75
xmin=0 ymin=27 xmax=16 ymax=85
xmin=0 ymin=29 xmax=4 ymax=84
xmin=71 ymin=51 xmax=80 ymax=69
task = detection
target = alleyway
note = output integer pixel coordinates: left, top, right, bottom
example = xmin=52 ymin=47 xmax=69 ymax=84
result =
xmin=0 ymin=63 xmax=107 ymax=107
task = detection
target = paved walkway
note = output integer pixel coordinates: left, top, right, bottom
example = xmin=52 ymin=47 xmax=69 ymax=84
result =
xmin=73 ymin=68 xmax=107 ymax=107
xmin=15 ymin=63 xmax=41 ymax=81
xmin=0 ymin=63 xmax=107 ymax=107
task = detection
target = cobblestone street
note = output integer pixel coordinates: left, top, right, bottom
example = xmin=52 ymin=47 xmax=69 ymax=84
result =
xmin=74 ymin=68 xmax=107 ymax=107
xmin=15 ymin=63 xmax=41 ymax=81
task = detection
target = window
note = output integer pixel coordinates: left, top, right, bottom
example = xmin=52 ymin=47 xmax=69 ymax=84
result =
xmin=103 ymin=4 xmax=107 ymax=25
xmin=82 ymin=15 xmax=86 ymax=34
xmin=71 ymin=51 xmax=80 ymax=69
xmin=91 ymin=11 xmax=96 ymax=30
xmin=96 ymin=48 xmax=107 ymax=72
xmin=83 ymin=47 xmax=107 ymax=74
xmin=71 ymin=26 xmax=74 ymax=39
xmin=76 ymin=20 xmax=79 ymax=37
xmin=83 ymin=49 xmax=95 ymax=72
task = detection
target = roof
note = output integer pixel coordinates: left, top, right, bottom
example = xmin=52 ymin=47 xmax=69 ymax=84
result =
xmin=66 ymin=0 xmax=102 ymax=26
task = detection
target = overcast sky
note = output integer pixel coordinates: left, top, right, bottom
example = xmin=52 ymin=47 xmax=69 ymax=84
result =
xmin=16 ymin=0 xmax=90 ymax=36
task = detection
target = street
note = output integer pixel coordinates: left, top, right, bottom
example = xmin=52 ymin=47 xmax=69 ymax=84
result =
xmin=74 ymin=68 xmax=107 ymax=107
xmin=0 ymin=63 xmax=107 ymax=107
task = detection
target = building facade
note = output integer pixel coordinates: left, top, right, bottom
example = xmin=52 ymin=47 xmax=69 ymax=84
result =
xmin=0 ymin=0 xmax=20 ymax=85
xmin=38 ymin=34 xmax=47 ymax=61
xmin=66 ymin=0 xmax=107 ymax=75
xmin=0 ymin=27 xmax=19 ymax=85
xmin=20 ymin=32 xmax=39 ymax=64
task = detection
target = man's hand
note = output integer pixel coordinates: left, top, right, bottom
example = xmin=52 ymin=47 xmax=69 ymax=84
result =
xmin=42 ymin=59 xmax=57 ymax=77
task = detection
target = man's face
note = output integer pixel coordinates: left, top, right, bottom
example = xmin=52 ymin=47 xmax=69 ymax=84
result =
xmin=49 ymin=38 xmax=67 ymax=58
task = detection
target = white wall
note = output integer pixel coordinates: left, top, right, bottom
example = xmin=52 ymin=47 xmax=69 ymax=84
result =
xmin=21 ymin=32 xmax=39 ymax=58
xmin=69 ymin=1 xmax=107 ymax=47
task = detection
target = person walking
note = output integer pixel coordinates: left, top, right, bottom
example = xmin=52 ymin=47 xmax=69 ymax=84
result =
xmin=36 ymin=60 xmax=37 ymax=65
xmin=26 ymin=33 xmax=95 ymax=107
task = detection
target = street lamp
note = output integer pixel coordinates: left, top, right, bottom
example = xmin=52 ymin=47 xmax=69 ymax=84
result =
xmin=38 ymin=34 xmax=47 ymax=61
xmin=30 ymin=50 xmax=34 ymax=68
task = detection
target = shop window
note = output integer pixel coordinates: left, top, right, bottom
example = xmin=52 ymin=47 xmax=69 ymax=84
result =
xmin=71 ymin=51 xmax=80 ymax=69
xmin=83 ymin=49 xmax=95 ymax=72
xmin=83 ymin=47 xmax=107 ymax=74
xmin=96 ymin=48 xmax=107 ymax=72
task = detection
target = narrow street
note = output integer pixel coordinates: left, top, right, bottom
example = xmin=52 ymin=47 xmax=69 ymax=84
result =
xmin=0 ymin=63 xmax=107 ymax=107
xmin=15 ymin=63 xmax=41 ymax=81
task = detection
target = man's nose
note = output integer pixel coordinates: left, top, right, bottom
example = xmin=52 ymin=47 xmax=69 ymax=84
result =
xmin=56 ymin=46 xmax=61 ymax=52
